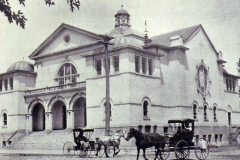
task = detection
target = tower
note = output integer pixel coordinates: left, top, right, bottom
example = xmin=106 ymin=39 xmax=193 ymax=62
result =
xmin=114 ymin=5 xmax=131 ymax=29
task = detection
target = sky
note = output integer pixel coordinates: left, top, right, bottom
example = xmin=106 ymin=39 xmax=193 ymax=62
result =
xmin=0 ymin=0 xmax=240 ymax=75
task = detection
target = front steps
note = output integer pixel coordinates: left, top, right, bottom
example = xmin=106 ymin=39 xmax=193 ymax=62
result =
xmin=9 ymin=130 xmax=74 ymax=150
xmin=228 ymin=127 xmax=240 ymax=144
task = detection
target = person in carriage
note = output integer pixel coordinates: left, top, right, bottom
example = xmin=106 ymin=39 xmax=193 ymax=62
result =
xmin=75 ymin=129 xmax=89 ymax=149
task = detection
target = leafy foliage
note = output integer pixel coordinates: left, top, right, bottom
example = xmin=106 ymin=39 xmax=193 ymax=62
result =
xmin=67 ymin=0 xmax=80 ymax=12
xmin=0 ymin=0 xmax=81 ymax=29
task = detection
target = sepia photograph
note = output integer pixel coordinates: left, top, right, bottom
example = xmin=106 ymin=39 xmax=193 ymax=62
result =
xmin=0 ymin=0 xmax=240 ymax=159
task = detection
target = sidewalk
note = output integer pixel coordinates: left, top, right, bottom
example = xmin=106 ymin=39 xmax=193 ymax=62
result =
xmin=0 ymin=145 xmax=238 ymax=157
xmin=0 ymin=148 xmax=128 ymax=157
xmin=0 ymin=149 xmax=64 ymax=156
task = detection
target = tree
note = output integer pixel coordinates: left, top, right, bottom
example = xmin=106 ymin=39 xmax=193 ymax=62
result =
xmin=0 ymin=0 xmax=80 ymax=29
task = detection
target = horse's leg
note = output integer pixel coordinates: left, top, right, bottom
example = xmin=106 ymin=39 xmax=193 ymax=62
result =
xmin=95 ymin=143 xmax=100 ymax=156
xmin=104 ymin=145 xmax=109 ymax=157
xmin=154 ymin=146 xmax=160 ymax=160
xmin=115 ymin=144 xmax=120 ymax=155
xmin=113 ymin=145 xmax=115 ymax=157
xmin=136 ymin=147 xmax=140 ymax=160
xmin=143 ymin=148 xmax=148 ymax=160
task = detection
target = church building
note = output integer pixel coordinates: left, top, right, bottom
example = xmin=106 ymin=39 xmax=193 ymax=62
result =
xmin=0 ymin=6 xmax=239 ymax=148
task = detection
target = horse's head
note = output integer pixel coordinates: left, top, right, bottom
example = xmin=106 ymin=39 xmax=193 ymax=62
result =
xmin=125 ymin=128 xmax=138 ymax=141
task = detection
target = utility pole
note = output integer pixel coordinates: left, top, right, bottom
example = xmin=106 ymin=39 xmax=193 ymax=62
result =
xmin=99 ymin=34 xmax=114 ymax=136
xmin=237 ymin=58 xmax=240 ymax=76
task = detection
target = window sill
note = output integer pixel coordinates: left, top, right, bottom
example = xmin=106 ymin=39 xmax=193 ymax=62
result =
xmin=193 ymin=118 xmax=198 ymax=121
xmin=204 ymin=119 xmax=209 ymax=122
xmin=214 ymin=119 xmax=218 ymax=122
xmin=143 ymin=116 xmax=150 ymax=121
xmin=2 ymin=126 xmax=7 ymax=128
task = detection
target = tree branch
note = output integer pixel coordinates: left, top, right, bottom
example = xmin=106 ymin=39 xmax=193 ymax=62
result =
xmin=0 ymin=0 xmax=81 ymax=29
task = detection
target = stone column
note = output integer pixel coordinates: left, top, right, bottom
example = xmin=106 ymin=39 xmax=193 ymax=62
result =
xmin=48 ymin=112 xmax=53 ymax=131
xmin=27 ymin=114 xmax=33 ymax=132
xmin=67 ymin=110 xmax=74 ymax=129
xmin=45 ymin=113 xmax=49 ymax=132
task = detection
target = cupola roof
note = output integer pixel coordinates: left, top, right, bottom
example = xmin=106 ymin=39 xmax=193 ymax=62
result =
xmin=115 ymin=5 xmax=130 ymax=17
xmin=7 ymin=61 xmax=34 ymax=73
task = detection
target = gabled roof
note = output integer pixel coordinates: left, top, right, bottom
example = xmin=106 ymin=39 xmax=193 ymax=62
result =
xmin=151 ymin=24 xmax=201 ymax=47
xmin=151 ymin=24 xmax=219 ymax=55
xmin=29 ymin=23 xmax=100 ymax=59
xmin=223 ymin=68 xmax=240 ymax=79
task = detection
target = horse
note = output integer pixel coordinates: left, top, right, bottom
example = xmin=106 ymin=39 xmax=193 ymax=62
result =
xmin=95 ymin=130 xmax=126 ymax=157
xmin=125 ymin=128 xmax=165 ymax=160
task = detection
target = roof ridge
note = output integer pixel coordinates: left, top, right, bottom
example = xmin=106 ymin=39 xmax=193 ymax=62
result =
xmin=150 ymin=24 xmax=202 ymax=47
xmin=151 ymin=24 xmax=201 ymax=39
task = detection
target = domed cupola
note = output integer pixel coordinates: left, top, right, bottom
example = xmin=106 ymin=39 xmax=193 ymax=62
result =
xmin=7 ymin=61 xmax=34 ymax=73
xmin=115 ymin=5 xmax=131 ymax=29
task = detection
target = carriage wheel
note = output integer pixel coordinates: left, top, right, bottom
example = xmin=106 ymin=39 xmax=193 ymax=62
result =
xmin=157 ymin=143 xmax=170 ymax=160
xmin=63 ymin=141 xmax=75 ymax=158
xmin=107 ymin=146 xmax=114 ymax=156
xmin=175 ymin=140 xmax=190 ymax=160
xmin=161 ymin=143 xmax=170 ymax=160
xmin=195 ymin=138 xmax=210 ymax=160
xmin=79 ymin=143 xmax=88 ymax=158
xmin=98 ymin=145 xmax=105 ymax=157
xmin=86 ymin=143 xmax=94 ymax=157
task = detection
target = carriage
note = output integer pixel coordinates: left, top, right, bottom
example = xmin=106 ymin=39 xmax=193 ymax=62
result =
xmin=63 ymin=128 xmax=123 ymax=158
xmin=63 ymin=128 xmax=100 ymax=158
xmin=159 ymin=118 xmax=210 ymax=160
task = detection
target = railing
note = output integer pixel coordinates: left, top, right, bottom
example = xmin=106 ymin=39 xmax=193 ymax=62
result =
xmin=25 ymin=81 xmax=86 ymax=95
xmin=233 ymin=127 xmax=240 ymax=140
xmin=4 ymin=130 xmax=18 ymax=146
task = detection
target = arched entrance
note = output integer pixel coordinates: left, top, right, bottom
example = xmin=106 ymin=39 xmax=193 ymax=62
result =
xmin=227 ymin=106 xmax=232 ymax=131
xmin=73 ymin=97 xmax=86 ymax=128
xmin=32 ymin=103 xmax=45 ymax=131
xmin=52 ymin=101 xmax=67 ymax=130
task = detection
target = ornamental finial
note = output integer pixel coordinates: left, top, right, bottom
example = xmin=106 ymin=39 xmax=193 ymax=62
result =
xmin=144 ymin=21 xmax=148 ymax=34
xmin=144 ymin=21 xmax=152 ymax=47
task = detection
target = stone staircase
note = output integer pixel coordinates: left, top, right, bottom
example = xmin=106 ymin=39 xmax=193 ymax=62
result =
xmin=9 ymin=130 xmax=74 ymax=150
xmin=228 ymin=127 xmax=240 ymax=144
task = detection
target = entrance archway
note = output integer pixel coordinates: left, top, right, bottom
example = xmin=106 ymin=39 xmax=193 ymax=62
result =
xmin=32 ymin=103 xmax=45 ymax=131
xmin=73 ymin=97 xmax=86 ymax=128
xmin=52 ymin=101 xmax=67 ymax=130
xmin=227 ymin=106 xmax=232 ymax=131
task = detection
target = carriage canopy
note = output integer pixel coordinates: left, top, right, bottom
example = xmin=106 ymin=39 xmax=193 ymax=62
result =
xmin=168 ymin=118 xmax=195 ymax=124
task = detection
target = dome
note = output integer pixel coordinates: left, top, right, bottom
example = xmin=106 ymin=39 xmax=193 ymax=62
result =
xmin=116 ymin=8 xmax=129 ymax=15
xmin=115 ymin=5 xmax=130 ymax=17
xmin=7 ymin=61 xmax=34 ymax=73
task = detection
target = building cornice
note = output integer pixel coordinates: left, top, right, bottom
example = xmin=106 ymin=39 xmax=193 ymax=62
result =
xmin=0 ymin=71 xmax=37 ymax=77
xmin=83 ymin=45 xmax=164 ymax=57
xmin=143 ymin=43 xmax=189 ymax=51
xmin=30 ymin=41 xmax=102 ymax=60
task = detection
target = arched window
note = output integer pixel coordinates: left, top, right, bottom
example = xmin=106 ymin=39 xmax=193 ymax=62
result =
xmin=227 ymin=106 xmax=232 ymax=126
xmin=193 ymin=104 xmax=197 ymax=120
xmin=226 ymin=79 xmax=229 ymax=90
xmin=57 ymin=63 xmax=77 ymax=85
xmin=2 ymin=113 xmax=7 ymax=126
xmin=229 ymin=80 xmax=232 ymax=91
xmin=213 ymin=106 xmax=217 ymax=121
xmin=143 ymin=101 xmax=149 ymax=117
xmin=204 ymin=105 xmax=208 ymax=121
